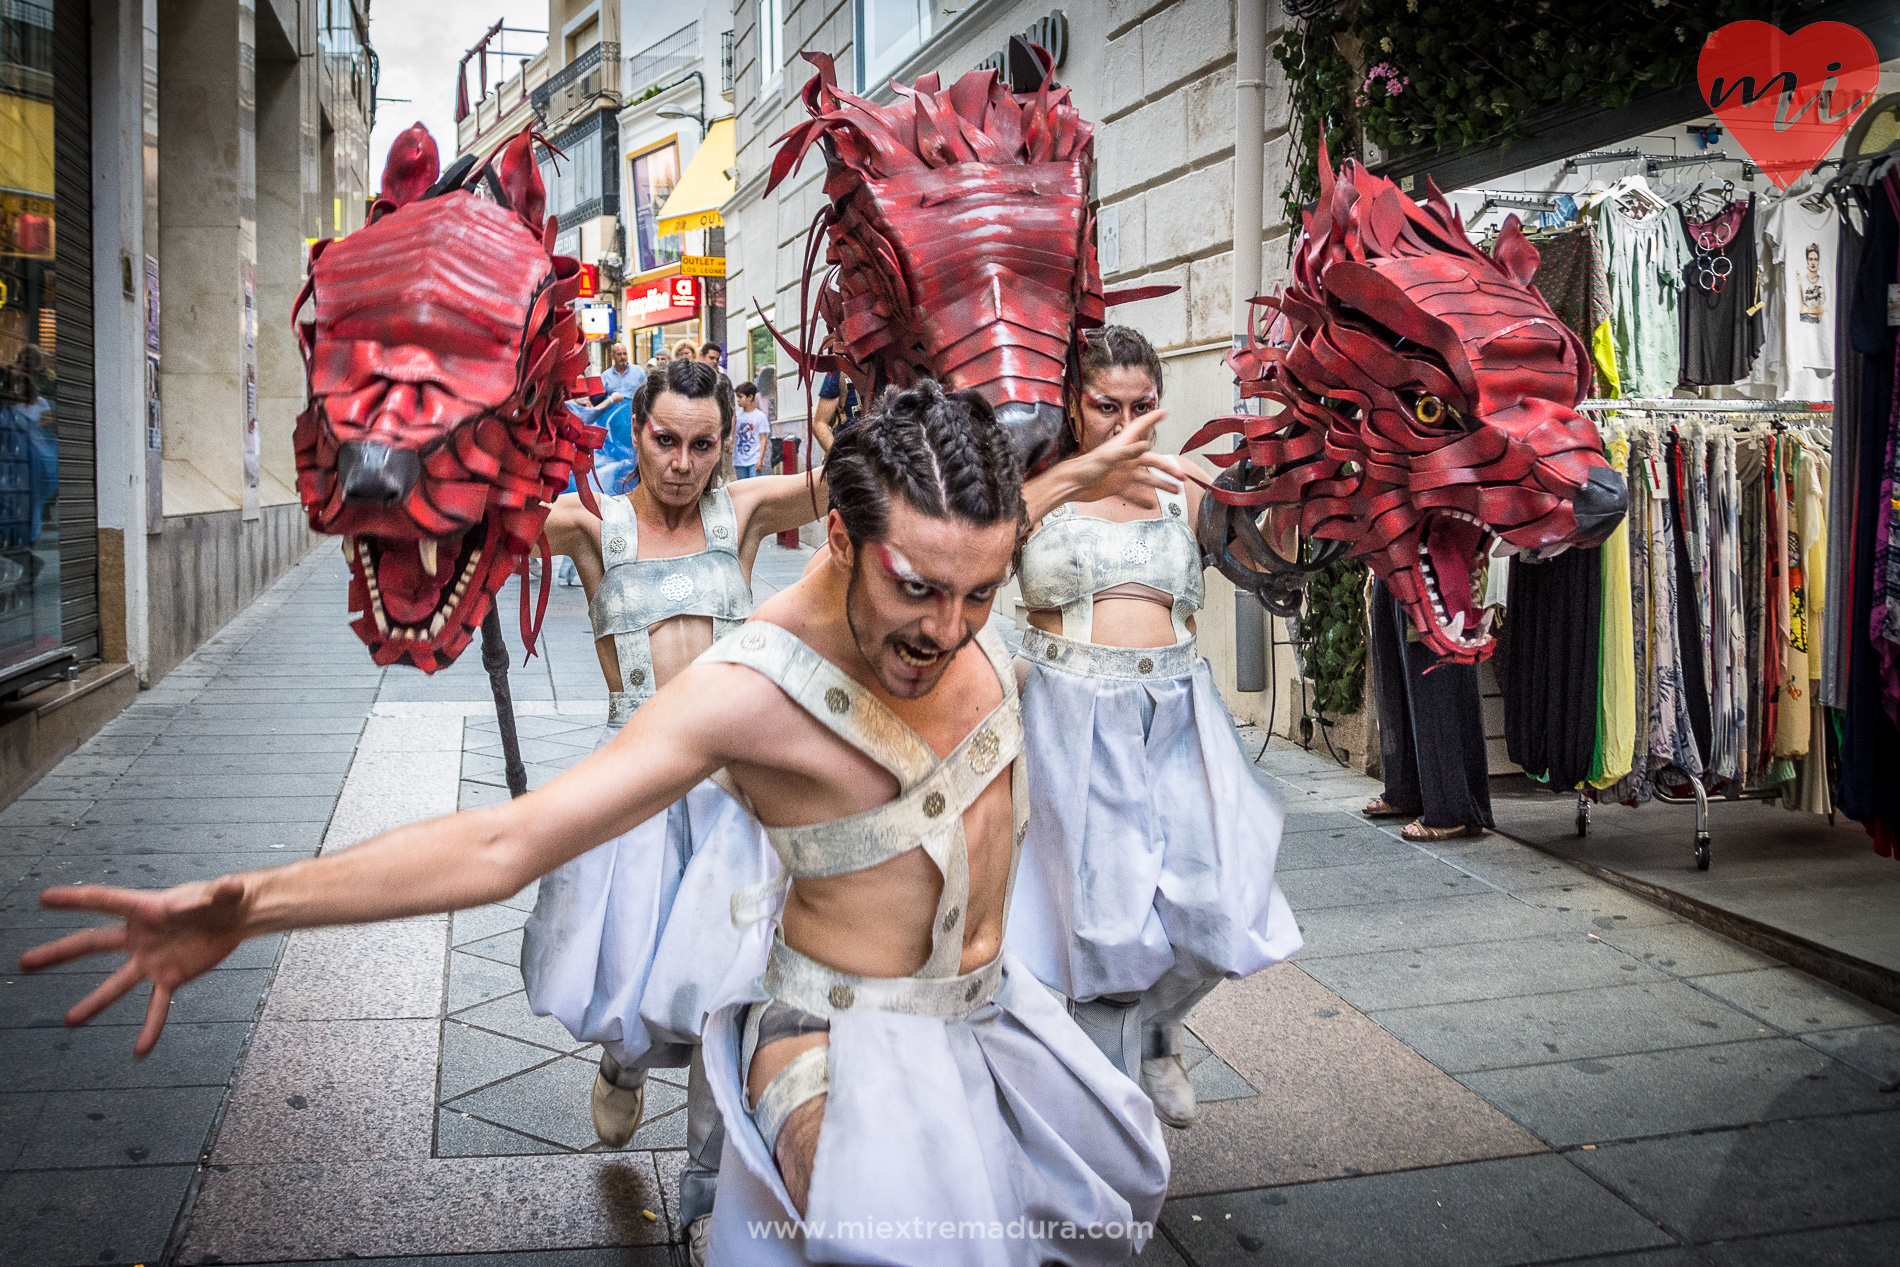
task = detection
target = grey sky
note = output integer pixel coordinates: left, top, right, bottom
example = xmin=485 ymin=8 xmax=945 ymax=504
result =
xmin=368 ymin=0 xmax=548 ymax=178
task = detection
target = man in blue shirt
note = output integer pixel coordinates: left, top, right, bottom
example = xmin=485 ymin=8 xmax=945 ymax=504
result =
xmin=598 ymin=341 xmax=645 ymax=406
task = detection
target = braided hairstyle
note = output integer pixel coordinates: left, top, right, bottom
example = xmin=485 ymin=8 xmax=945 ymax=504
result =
xmin=826 ymin=379 xmax=1026 ymax=547
xmin=1063 ymin=325 xmax=1166 ymax=457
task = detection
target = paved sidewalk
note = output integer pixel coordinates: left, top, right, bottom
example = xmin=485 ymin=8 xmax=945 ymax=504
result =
xmin=3 ymin=546 xmax=1898 ymax=1266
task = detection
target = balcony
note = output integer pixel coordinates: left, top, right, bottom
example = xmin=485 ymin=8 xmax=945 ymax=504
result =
xmin=455 ymin=47 xmax=548 ymax=158
xmin=532 ymin=39 xmax=620 ymax=128
xmin=626 ymin=23 xmax=698 ymax=102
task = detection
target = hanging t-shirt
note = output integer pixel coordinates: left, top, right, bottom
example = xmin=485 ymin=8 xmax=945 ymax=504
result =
xmin=1762 ymin=195 xmax=1839 ymax=401
xmin=1595 ymin=198 xmax=1692 ymax=397
xmin=1679 ymin=196 xmax=1765 ymax=386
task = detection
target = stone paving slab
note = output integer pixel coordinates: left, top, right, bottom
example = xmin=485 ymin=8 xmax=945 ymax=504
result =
xmin=1568 ymin=1110 xmax=1900 ymax=1242
xmin=1161 ymin=1153 xmax=1676 ymax=1267
xmin=1457 ymin=1036 xmax=1888 ymax=1145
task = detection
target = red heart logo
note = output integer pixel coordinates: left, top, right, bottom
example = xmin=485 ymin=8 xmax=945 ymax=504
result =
xmin=1699 ymin=21 xmax=1879 ymax=190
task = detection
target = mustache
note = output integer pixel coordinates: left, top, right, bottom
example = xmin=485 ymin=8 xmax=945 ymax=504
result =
xmin=890 ymin=624 xmax=976 ymax=658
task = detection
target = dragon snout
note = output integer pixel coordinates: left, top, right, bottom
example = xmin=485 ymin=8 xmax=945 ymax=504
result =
xmin=991 ymin=400 xmax=1066 ymax=473
xmin=338 ymin=441 xmax=422 ymax=506
xmin=1570 ymin=464 xmax=1628 ymax=544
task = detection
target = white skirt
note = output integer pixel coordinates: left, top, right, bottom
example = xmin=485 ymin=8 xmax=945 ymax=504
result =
xmin=700 ymin=929 xmax=1170 ymax=1266
xmin=521 ymin=738 xmax=779 ymax=1068
xmin=1008 ymin=657 xmax=1302 ymax=1000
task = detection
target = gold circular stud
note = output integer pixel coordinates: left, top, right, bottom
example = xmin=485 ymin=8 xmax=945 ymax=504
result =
xmin=923 ymin=790 xmax=947 ymax=818
xmin=825 ymin=687 xmax=850 ymax=714
xmin=828 ymin=984 xmax=854 ymax=1009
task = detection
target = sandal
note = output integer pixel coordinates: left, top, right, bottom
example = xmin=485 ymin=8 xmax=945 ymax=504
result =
xmin=1363 ymin=796 xmax=1416 ymax=819
xmin=1400 ymin=819 xmax=1486 ymax=843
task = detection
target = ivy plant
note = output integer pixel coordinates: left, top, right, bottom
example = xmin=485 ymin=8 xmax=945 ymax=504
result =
xmin=1295 ymin=556 xmax=1369 ymax=717
xmin=1271 ymin=0 xmax=1839 ymax=219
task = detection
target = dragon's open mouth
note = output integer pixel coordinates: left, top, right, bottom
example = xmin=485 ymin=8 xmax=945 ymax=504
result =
xmin=342 ymin=522 xmax=488 ymax=644
xmin=1416 ymin=511 xmax=1497 ymax=653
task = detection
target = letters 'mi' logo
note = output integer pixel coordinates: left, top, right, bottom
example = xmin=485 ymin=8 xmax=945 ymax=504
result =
xmin=1698 ymin=21 xmax=1879 ymax=189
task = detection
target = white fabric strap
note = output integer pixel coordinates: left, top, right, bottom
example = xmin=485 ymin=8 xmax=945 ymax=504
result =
xmin=750 ymin=1044 xmax=829 ymax=1156
xmin=764 ymin=934 xmax=1004 ymax=1020
xmin=1020 ymin=626 xmax=1199 ymax=681
xmin=698 ymin=621 xmax=938 ymax=787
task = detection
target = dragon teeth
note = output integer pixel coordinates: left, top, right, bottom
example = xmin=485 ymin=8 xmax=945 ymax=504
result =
xmin=418 ymin=538 xmax=438 ymax=577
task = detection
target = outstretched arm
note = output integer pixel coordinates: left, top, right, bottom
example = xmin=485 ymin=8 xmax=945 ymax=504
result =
xmin=1022 ymin=408 xmax=1182 ymax=524
xmin=17 ymin=668 xmax=755 ymax=1055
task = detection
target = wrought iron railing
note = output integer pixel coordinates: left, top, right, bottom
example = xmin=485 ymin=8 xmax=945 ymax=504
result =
xmin=531 ymin=39 xmax=618 ymax=122
xmin=626 ymin=23 xmax=698 ymax=100
xmin=720 ymin=29 xmax=734 ymax=96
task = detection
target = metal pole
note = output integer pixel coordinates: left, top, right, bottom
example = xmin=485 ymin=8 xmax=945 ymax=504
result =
xmin=480 ymin=606 xmax=529 ymax=798
xmin=1232 ymin=0 xmax=1271 ymax=694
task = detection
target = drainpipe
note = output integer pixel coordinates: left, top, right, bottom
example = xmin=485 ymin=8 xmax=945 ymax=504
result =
xmin=1231 ymin=0 xmax=1269 ymax=696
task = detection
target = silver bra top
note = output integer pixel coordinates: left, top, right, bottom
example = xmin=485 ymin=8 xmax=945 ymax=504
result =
xmin=1017 ymin=485 xmax=1203 ymax=643
xmin=590 ymin=486 xmax=751 ymax=718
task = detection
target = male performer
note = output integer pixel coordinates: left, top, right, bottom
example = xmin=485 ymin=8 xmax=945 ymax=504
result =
xmin=530 ymin=355 xmax=825 ymax=1260
xmin=22 ymin=382 xmax=1166 ymax=1266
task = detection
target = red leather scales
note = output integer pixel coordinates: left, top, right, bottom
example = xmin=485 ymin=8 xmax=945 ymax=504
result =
xmin=293 ymin=123 xmax=605 ymax=673
xmin=763 ymin=51 xmax=1171 ymax=471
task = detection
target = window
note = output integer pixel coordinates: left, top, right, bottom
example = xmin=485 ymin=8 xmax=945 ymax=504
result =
xmin=758 ymin=0 xmax=783 ymax=91
xmin=0 ymin=0 xmax=62 ymax=675
xmin=855 ymin=0 xmax=930 ymax=92
xmin=628 ymin=143 xmax=682 ymax=273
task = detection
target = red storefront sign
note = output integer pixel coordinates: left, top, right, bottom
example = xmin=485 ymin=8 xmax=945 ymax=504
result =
xmin=576 ymin=263 xmax=600 ymax=298
xmin=625 ymin=274 xmax=700 ymax=328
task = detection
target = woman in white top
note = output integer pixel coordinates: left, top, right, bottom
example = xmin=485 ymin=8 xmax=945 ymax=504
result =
xmin=530 ymin=358 xmax=826 ymax=1260
xmin=1009 ymin=327 xmax=1301 ymax=1129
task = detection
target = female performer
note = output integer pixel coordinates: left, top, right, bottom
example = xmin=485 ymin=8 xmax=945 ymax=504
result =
xmin=527 ymin=357 xmax=826 ymax=1257
xmin=1010 ymin=326 xmax=1301 ymax=1129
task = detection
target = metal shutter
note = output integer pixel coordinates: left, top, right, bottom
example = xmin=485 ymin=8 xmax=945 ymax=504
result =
xmin=52 ymin=0 xmax=96 ymax=660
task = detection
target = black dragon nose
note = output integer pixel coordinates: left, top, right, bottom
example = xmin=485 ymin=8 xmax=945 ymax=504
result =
xmin=1572 ymin=464 xmax=1628 ymax=543
xmin=338 ymin=441 xmax=421 ymax=506
xmin=992 ymin=400 xmax=1067 ymax=474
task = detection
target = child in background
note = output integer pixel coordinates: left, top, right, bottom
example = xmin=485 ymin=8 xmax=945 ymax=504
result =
xmin=732 ymin=382 xmax=767 ymax=479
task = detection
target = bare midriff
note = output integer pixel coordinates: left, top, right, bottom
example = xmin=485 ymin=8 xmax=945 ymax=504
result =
xmin=1027 ymin=589 xmax=1195 ymax=648
xmin=594 ymin=614 xmax=717 ymax=693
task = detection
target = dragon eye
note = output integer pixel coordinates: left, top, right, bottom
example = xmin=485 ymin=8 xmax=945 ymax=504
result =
xmin=1414 ymin=395 xmax=1449 ymax=426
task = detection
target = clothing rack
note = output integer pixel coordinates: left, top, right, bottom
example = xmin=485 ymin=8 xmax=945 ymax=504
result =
xmin=1647 ymin=150 xmax=1730 ymax=174
xmin=1572 ymin=400 xmax=1832 ymax=869
xmin=1563 ymin=148 xmax=1644 ymax=171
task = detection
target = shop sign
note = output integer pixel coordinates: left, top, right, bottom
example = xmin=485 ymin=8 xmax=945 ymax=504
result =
xmin=975 ymin=10 xmax=1067 ymax=78
xmin=1699 ymin=21 xmax=1879 ymax=189
xmin=579 ymin=304 xmax=614 ymax=338
xmin=625 ymin=274 xmax=700 ymax=328
xmin=681 ymin=254 xmax=726 ymax=278
xmin=577 ymin=263 xmax=600 ymax=298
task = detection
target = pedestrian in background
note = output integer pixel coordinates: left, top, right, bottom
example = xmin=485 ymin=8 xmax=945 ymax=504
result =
xmin=732 ymin=382 xmax=766 ymax=479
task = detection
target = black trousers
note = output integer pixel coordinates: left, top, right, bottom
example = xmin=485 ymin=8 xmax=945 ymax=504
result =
xmin=1368 ymin=579 xmax=1495 ymax=829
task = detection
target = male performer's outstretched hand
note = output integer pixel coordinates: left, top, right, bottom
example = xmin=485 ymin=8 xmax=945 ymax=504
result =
xmin=21 ymin=877 xmax=251 ymax=1057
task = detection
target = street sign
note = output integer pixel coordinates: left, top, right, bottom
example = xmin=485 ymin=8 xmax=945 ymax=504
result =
xmin=577 ymin=263 xmax=600 ymax=298
xmin=681 ymin=254 xmax=726 ymax=278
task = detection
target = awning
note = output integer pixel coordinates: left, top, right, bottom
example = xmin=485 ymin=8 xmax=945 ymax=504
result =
xmin=656 ymin=116 xmax=736 ymax=237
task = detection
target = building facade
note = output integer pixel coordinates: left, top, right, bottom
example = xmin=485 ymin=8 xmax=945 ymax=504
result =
xmin=722 ymin=0 xmax=1303 ymax=727
xmin=0 ymin=0 xmax=376 ymax=804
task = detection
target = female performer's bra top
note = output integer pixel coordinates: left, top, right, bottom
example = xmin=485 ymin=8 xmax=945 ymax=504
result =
xmin=1018 ymin=486 xmax=1203 ymax=645
xmin=590 ymin=486 xmax=752 ymax=722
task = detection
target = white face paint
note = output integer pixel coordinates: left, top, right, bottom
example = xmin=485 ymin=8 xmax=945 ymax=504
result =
xmin=875 ymin=542 xmax=926 ymax=585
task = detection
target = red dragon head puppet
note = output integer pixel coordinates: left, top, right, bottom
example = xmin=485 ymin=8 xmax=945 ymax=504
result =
xmin=293 ymin=123 xmax=604 ymax=672
xmin=1190 ymin=140 xmax=1627 ymax=664
xmin=762 ymin=50 xmax=1170 ymax=470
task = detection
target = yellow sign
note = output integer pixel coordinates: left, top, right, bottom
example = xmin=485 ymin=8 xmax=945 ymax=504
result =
xmin=657 ymin=208 xmax=723 ymax=237
xmin=681 ymin=254 xmax=726 ymax=277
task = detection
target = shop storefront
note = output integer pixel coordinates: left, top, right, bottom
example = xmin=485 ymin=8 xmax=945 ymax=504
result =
xmin=1 ymin=0 xmax=92 ymax=696
xmin=623 ymin=271 xmax=701 ymax=361
xmin=1271 ymin=1 xmax=1900 ymax=1006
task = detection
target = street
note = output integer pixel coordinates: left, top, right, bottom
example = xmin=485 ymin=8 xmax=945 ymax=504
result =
xmin=3 ymin=542 xmax=1897 ymax=1266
